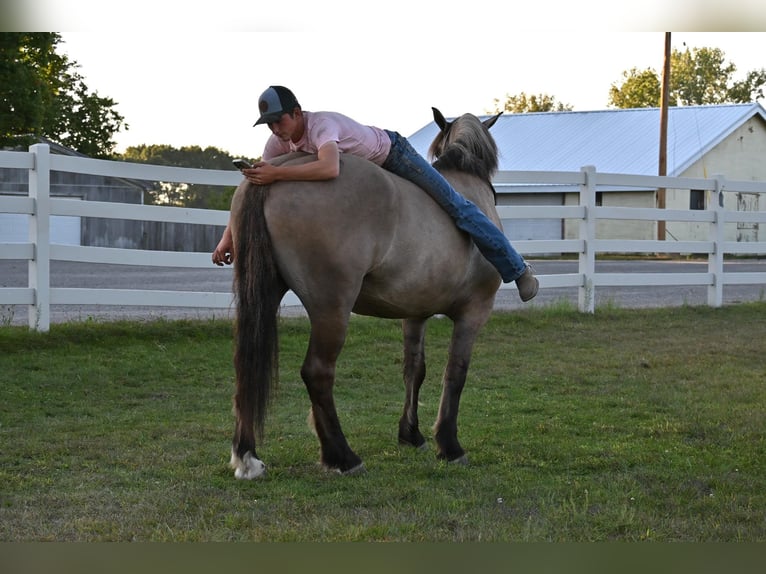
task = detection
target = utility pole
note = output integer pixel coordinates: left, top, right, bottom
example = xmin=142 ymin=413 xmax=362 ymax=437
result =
xmin=657 ymin=32 xmax=671 ymax=241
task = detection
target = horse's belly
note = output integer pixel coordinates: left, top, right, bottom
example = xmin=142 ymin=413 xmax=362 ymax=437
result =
xmin=351 ymin=278 xmax=467 ymax=319
xmin=351 ymin=298 xmax=435 ymax=319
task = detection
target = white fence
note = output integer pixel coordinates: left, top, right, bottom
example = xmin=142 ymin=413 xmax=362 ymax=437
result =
xmin=2 ymin=143 xmax=766 ymax=331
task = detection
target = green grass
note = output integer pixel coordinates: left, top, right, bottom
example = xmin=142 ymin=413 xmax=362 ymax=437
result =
xmin=1 ymin=303 xmax=765 ymax=541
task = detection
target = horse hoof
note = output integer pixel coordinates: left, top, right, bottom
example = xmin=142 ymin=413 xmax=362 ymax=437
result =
xmin=449 ymin=454 xmax=469 ymax=466
xmin=322 ymin=461 xmax=367 ymax=476
xmin=398 ymin=434 xmax=428 ymax=450
xmin=230 ymin=450 xmax=267 ymax=480
xmin=342 ymin=462 xmax=367 ymax=476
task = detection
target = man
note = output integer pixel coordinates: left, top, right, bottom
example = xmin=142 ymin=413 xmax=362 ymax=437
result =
xmin=213 ymin=85 xmax=538 ymax=301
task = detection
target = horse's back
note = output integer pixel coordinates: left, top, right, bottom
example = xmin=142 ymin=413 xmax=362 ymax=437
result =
xmin=262 ymin=153 xmax=500 ymax=318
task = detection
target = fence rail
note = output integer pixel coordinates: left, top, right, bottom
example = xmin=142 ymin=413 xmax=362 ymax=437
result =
xmin=2 ymin=144 xmax=766 ymax=331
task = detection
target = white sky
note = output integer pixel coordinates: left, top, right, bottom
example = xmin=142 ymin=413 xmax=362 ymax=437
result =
xmin=33 ymin=3 xmax=766 ymax=158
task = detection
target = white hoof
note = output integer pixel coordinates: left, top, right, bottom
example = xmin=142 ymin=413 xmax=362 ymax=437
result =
xmin=230 ymin=449 xmax=267 ymax=480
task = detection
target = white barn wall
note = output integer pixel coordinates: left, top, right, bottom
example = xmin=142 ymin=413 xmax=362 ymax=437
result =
xmin=598 ymin=191 xmax=655 ymax=241
xmin=563 ymin=190 xmax=656 ymax=243
xmin=668 ymin=115 xmax=766 ymax=243
xmin=554 ymin=114 xmax=766 ymax=246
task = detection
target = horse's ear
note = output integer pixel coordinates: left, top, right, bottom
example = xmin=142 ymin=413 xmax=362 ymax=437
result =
xmin=484 ymin=111 xmax=503 ymax=130
xmin=432 ymin=107 xmax=449 ymax=131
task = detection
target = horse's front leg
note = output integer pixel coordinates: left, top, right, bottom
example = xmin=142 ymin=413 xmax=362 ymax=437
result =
xmin=302 ymin=315 xmax=364 ymax=475
xmin=399 ymin=318 xmax=428 ymax=449
xmin=433 ymin=316 xmax=486 ymax=463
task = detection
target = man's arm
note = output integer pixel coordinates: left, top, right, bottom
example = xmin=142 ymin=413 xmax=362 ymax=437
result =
xmin=213 ymin=142 xmax=342 ymax=265
xmin=244 ymin=142 xmax=340 ymax=185
xmin=212 ymin=219 xmax=233 ymax=266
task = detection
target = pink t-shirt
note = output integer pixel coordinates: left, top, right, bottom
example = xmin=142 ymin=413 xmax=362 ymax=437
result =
xmin=262 ymin=111 xmax=391 ymax=166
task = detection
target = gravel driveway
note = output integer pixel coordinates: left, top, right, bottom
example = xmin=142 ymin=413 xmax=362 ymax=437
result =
xmin=2 ymin=259 xmax=764 ymax=326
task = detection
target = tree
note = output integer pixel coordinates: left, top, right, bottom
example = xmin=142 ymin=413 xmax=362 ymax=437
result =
xmin=609 ymin=46 xmax=766 ymax=108
xmin=120 ymin=144 xmax=255 ymax=209
xmin=607 ymin=67 xmax=662 ymax=109
xmin=0 ymin=33 xmax=127 ymax=158
xmin=490 ymin=92 xmax=573 ymax=114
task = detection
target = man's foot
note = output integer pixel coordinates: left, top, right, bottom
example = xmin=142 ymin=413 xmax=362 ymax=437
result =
xmin=516 ymin=266 xmax=539 ymax=302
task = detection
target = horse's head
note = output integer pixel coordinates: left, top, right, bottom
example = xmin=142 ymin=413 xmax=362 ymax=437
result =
xmin=427 ymin=107 xmax=502 ymax=183
xmin=432 ymin=107 xmax=502 ymax=134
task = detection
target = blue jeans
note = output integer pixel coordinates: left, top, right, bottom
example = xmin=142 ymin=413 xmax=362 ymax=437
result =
xmin=381 ymin=130 xmax=527 ymax=282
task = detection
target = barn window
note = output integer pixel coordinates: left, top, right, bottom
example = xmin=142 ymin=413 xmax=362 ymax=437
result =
xmin=690 ymin=189 xmax=705 ymax=210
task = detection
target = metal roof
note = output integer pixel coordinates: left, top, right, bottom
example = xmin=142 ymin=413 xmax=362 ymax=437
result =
xmin=407 ymin=103 xmax=766 ymax=177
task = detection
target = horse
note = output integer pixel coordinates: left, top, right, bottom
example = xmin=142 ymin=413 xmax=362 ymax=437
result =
xmin=228 ymin=108 xmax=504 ymax=479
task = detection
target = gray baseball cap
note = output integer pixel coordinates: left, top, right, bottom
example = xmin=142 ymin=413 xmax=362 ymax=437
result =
xmin=253 ymin=86 xmax=300 ymax=126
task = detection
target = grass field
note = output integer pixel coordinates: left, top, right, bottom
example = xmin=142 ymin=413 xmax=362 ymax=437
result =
xmin=1 ymin=302 xmax=765 ymax=541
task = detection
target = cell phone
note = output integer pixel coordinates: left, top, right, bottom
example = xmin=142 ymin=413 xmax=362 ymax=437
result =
xmin=232 ymin=158 xmax=252 ymax=170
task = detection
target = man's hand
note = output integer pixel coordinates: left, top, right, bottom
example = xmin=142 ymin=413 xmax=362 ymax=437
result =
xmin=243 ymin=143 xmax=341 ymax=185
xmin=212 ymin=225 xmax=234 ymax=266
xmin=243 ymin=162 xmax=279 ymax=185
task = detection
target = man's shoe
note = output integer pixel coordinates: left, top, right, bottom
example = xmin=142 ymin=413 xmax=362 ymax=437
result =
xmin=516 ymin=266 xmax=539 ymax=302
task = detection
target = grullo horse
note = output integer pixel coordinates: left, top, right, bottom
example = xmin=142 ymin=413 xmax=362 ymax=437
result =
xmin=229 ymin=108 xmax=504 ymax=479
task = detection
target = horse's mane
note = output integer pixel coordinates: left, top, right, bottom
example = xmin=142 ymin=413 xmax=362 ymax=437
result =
xmin=428 ymin=113 xmax=499 ymax=184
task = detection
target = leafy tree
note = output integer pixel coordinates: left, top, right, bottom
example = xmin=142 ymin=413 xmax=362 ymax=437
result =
xmin=120 ymin=144 xmax=256 ymax=209
xmin=609 ymin=46 xmax=766 ymax=108
xmin=490 ymin=92 xmax=573 ymax=114
xmin=0 ymin=32 xmax=126 ymax=158
xmin=607 ymin=67 xmax=662 ymax=109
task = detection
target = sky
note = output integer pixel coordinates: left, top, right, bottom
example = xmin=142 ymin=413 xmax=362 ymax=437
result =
xmin=13 ymin=2 xmax=766 ymax=158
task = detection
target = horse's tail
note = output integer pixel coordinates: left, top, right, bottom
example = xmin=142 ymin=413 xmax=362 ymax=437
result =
xmin=233 ymin=185 xmax=281 ymax=450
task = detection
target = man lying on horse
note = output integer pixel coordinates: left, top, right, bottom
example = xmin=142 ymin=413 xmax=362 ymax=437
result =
xmin=212 ymin=85 xmax=538 ymax=302
xmin=226 ymin=88 xmax=531 ymax=478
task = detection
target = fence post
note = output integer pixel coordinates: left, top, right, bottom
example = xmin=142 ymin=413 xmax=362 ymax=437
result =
xmin=28 ymin=144 xmax=51 ymax=331
xmin=707 ymin=174 xmax=726 ymax=307
xmin=578 ymin=165 xmax=597 ymax=313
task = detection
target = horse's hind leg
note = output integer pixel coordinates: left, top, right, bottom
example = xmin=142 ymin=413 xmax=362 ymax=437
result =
xmin=399 ymin=318 xmax=428 ymax=449
xmin=302 ymin=311 xmax=364 ymax=475
xmin=230 ymin=284 xmax=285 ymax=480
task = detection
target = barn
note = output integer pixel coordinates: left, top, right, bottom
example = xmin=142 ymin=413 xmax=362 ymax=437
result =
xmin=0 ymin=138 xmax=149 ymax=247
xmin=407 ymin=103 xmax=766 ymax=244
xmin=0 ymin=138 xmax=225 ymax=252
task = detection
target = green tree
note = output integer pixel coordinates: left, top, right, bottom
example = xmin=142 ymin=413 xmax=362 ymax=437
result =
xmin=490 ymin=92 xmax=573 ymax=114
xmin=609 ymin=46 xmax=766 ymax=108
xmin=0 ymin=32 xmax=127 ymax=157
xmin=607 ymin=67 xmax=662 ymax=109
xmin=120 ymin=144 xmax=256 ymax=209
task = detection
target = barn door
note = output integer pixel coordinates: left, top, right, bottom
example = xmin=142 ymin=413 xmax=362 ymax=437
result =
xmin=736 ymin=193 xmax=759 ymax=242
